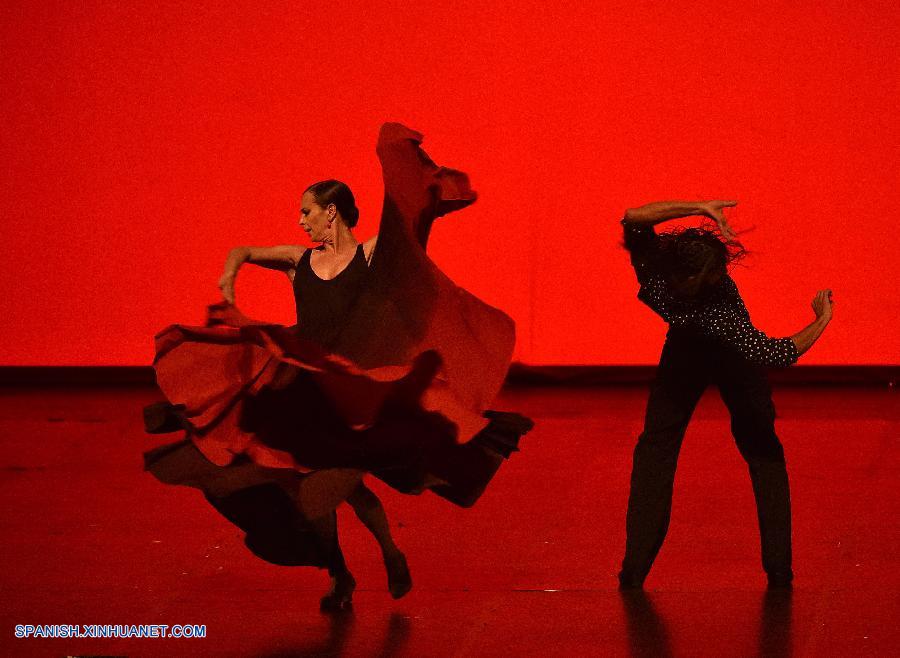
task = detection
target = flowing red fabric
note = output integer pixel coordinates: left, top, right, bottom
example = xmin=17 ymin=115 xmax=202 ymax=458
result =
xmin=151 ymin=123 xmax=516 ymax=475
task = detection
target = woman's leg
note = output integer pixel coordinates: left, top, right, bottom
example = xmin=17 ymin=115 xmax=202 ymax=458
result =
xmin=311 ymin=511 xmax=356 ymax=611
xmin=346 ymin=482 xmax=400 ymax=556
xmin=346 ymin=481 xmax=412 ymax=598
xmin=293 ymin=470 xmax=365 ymax=611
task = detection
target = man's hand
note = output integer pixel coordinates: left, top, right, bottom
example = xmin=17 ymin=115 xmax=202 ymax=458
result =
xmin=791 ymin=289 xmax=833 ymax=356
xmin=812 ymin=289 xmax=834 ymax=321
xmin=700 ymin=200 xmax=739 ymax=241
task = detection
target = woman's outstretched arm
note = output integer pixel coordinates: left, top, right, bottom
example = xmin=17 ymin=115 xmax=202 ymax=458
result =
xmin=218 ymin=245 xmax=305 ymax=304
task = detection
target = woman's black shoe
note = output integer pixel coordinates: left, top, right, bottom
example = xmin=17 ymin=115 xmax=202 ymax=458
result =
xmin=320 ymin=572 xmax=356 ymax=612
xmin=385 ymin=550 xmax=412 ymax=599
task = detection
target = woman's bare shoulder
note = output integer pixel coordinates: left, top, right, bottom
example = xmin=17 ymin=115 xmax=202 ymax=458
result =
xmin=243 ymin=245 xmax=305 ymax=282
xmin=279 ymin=244 xmax=307 ymax=264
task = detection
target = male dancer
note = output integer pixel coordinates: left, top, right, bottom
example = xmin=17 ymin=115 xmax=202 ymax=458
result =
xmin=619 ymin=200 xmax=832 ymax=589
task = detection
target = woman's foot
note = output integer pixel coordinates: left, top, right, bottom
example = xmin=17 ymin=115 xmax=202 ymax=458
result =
xmin=383 ymin=550 xmax=412 ymax=599
xmin=320 ymin=572 xmax=356 ymax=612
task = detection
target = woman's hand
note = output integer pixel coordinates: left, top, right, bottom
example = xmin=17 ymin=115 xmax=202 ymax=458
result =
xmin=218 ymin=271 xmax=236 ymax=305
xmin=812 ymin=289 xmax=834 ymax=321
xmin=219 ymin=247 xmax=251 ymax=304
xmin=701 ymin=200 xmax=739 ymax=241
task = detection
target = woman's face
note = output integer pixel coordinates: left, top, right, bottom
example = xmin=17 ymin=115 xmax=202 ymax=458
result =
xmin=299 ymin=191 xmax=334 ymax=242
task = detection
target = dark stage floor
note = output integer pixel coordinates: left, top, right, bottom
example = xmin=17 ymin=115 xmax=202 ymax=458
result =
xmin=1 ymin=385 xmax=897 ymax=657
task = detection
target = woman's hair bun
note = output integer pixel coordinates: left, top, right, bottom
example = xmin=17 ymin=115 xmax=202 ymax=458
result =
xmin=305 ymin=179 xmax=359 ymax=228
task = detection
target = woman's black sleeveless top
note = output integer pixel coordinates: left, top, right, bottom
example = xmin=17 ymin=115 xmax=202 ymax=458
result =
xmin=292 ymin=244 xmax=368 ymax=351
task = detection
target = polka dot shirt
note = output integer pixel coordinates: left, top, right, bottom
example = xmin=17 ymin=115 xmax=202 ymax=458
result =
xmin=623 ymin=222 xmax=798 ymax=368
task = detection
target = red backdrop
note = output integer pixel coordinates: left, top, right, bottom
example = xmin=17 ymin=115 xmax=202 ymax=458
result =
xmin=2 ymin=1 xmax=897 ymax=366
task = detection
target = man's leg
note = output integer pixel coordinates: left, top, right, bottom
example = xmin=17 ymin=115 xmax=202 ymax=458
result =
xmin=621 ymin=334 xmax=709 ymax=586
xmin=716 ymin=355 xmax=792 ymax=586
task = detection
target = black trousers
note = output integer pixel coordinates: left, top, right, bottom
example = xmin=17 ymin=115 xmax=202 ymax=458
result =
xmin=621 ymin=329 xmax=792 ymax=581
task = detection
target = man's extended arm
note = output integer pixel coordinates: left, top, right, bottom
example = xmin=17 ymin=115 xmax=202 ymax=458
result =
xmin=622 ymin=200 xmax=738 ymax=240
xmin=700 ymin=289 xmax=833 ymax=367
xmin=790 ymin=290 xmax=833 ymax=356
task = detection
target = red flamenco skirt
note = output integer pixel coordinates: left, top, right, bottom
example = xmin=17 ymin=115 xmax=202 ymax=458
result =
xmin=143 ymin=303 xmax=532 ymax=568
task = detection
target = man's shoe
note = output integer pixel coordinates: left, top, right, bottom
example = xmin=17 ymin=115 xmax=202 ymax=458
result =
xmin=618 ymin=571 xmax=646 ymax=590
xmin=766 ymin=570 xmax=794 ymax=589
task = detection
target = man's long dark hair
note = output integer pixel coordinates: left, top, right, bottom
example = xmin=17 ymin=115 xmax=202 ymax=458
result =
xmin=656 ymin=224 xmax=748 ymax=298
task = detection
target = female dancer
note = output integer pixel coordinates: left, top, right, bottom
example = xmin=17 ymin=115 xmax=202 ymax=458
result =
xmin=144 ymin=124 xmax=533 ymax=610
xmin=618 ymin=200 xmax=832 ymax=589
